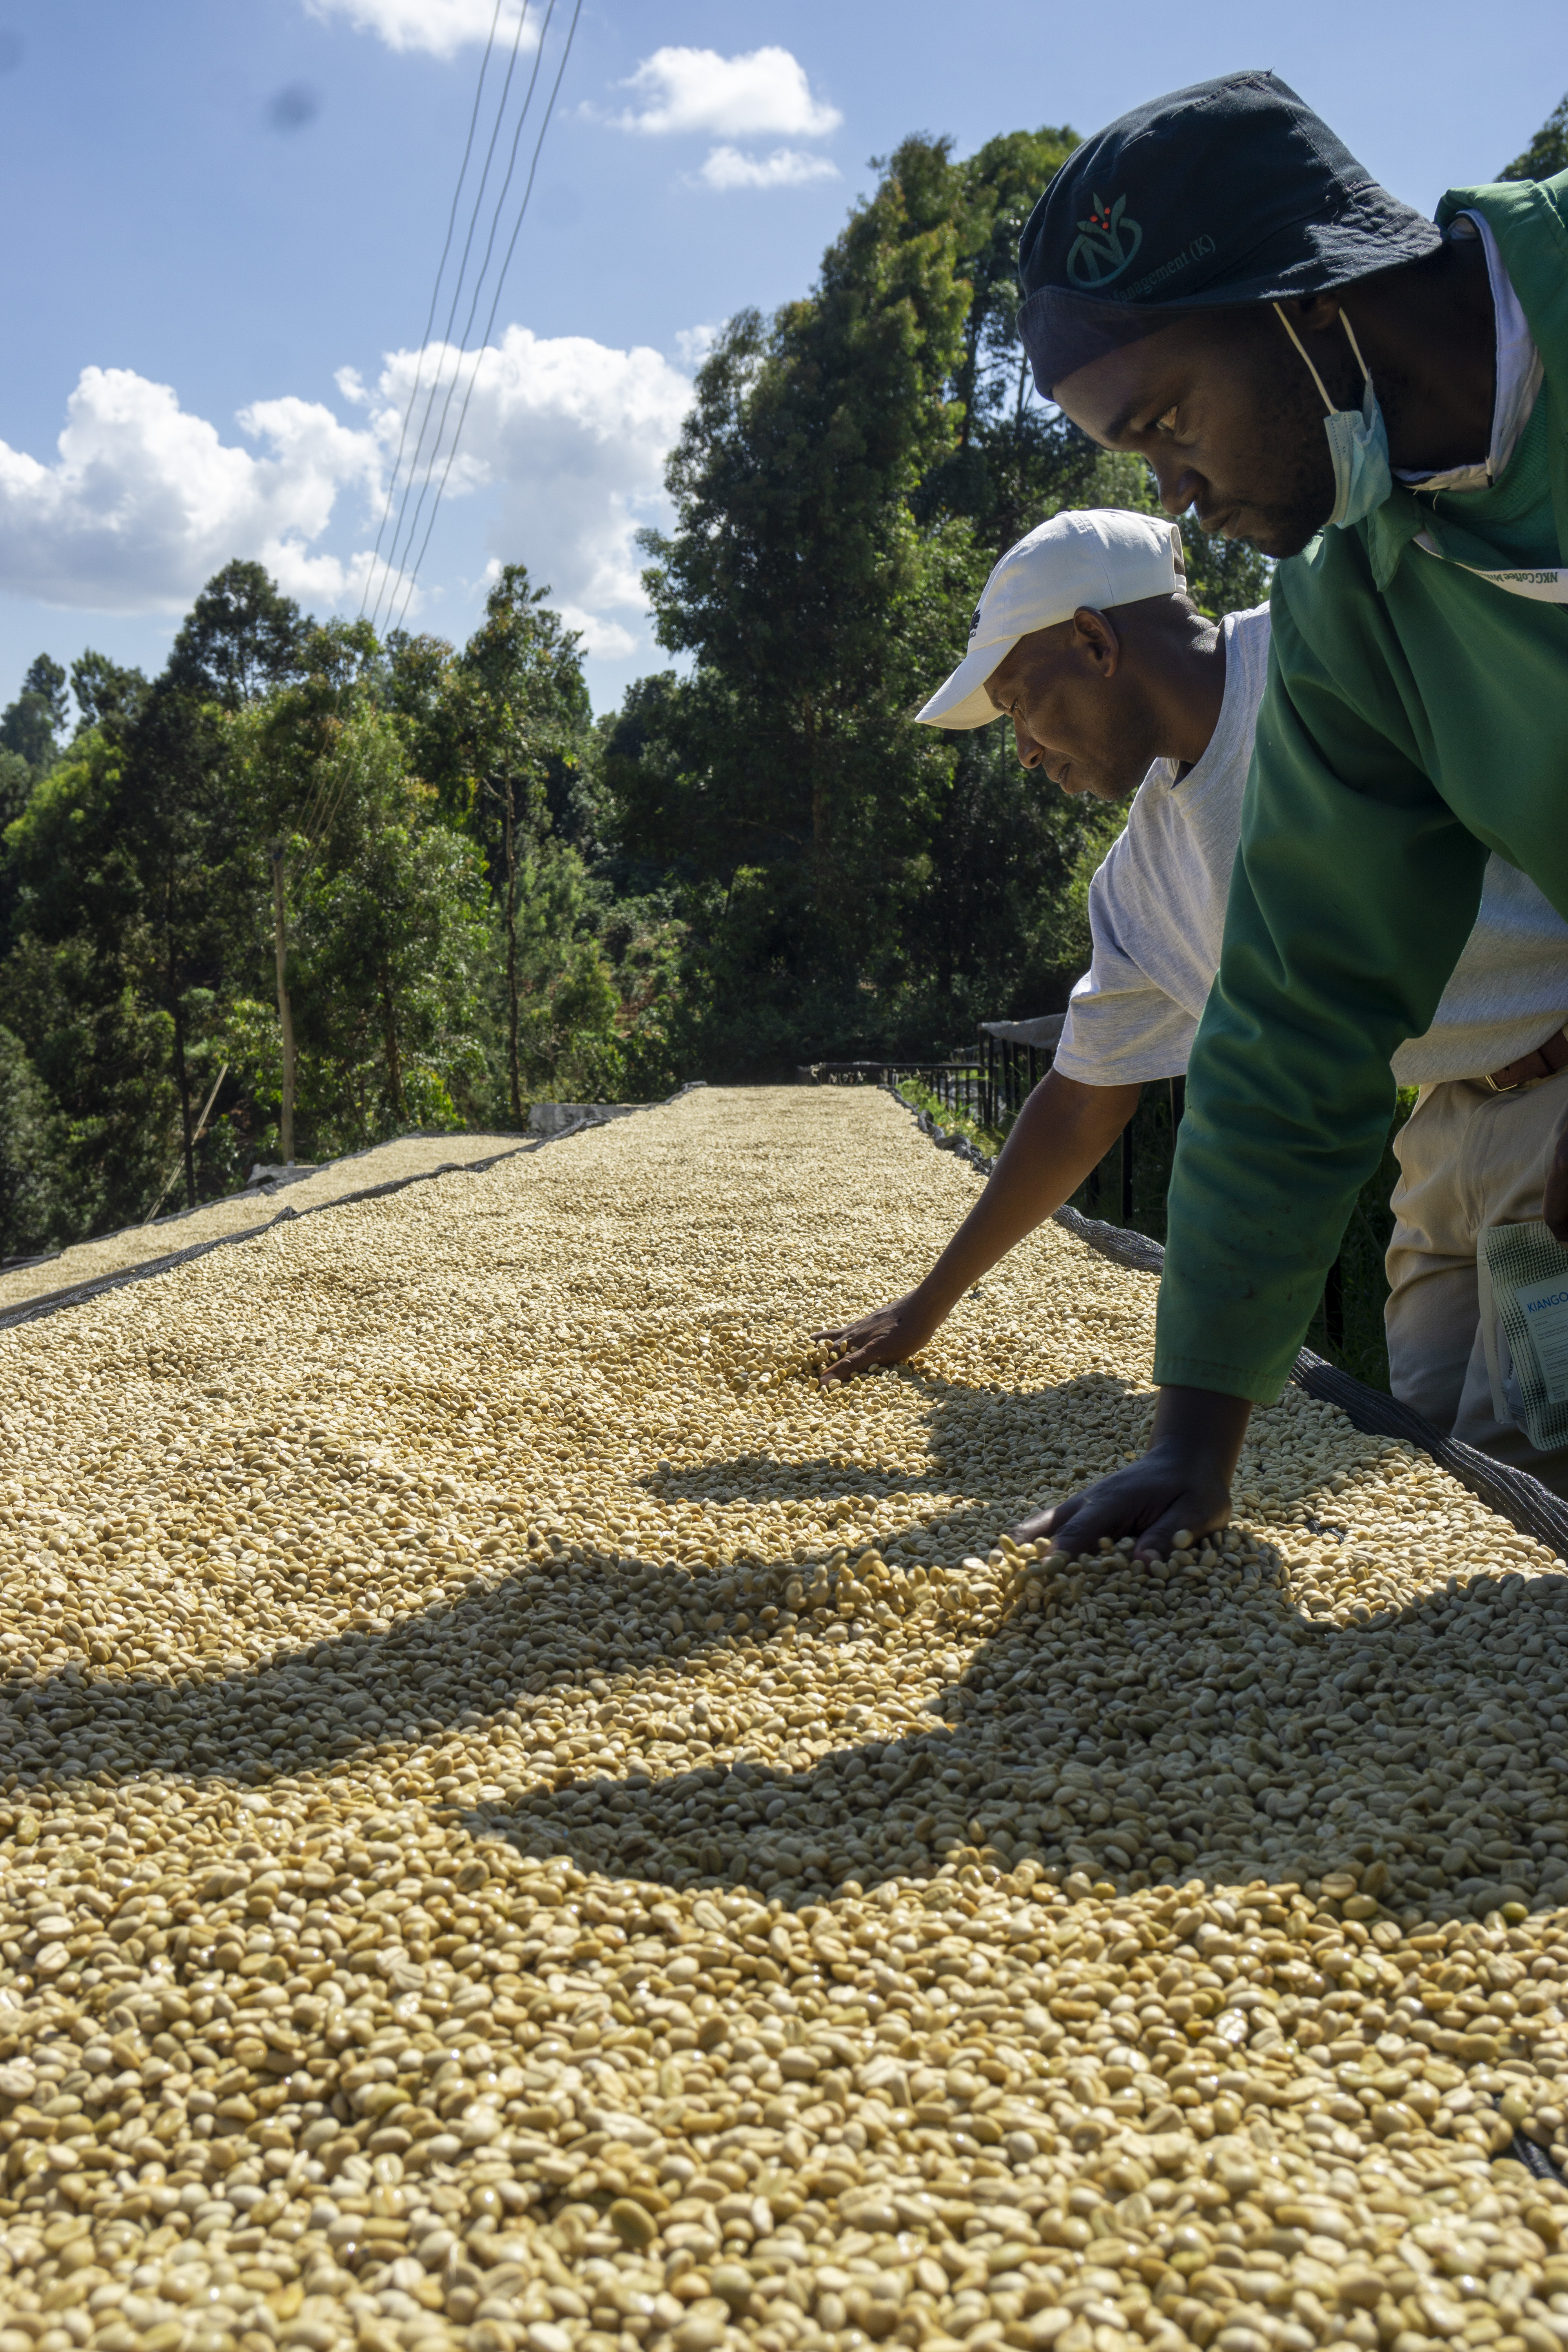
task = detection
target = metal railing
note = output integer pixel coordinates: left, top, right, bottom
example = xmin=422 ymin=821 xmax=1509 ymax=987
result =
xmin=801 ymin=1027 xmax=1345 ymax=1353
xmin=796 ymin=1060 xmax=982 ymax=1122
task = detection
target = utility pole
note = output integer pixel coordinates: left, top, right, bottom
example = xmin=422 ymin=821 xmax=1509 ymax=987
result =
xmin=503 ymin=770 xmax=522 ymax=1126
xmin=270 ymin=841 xmax=298 ymax=1165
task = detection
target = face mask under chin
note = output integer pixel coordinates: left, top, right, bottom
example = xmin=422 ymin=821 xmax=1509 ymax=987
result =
xmin=1273 ymin=305 xmax=1394 ymax=531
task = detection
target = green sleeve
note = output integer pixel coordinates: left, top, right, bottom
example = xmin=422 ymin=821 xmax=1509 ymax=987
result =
xmin=1152 ymin=563 xmax=1489 ymax=1403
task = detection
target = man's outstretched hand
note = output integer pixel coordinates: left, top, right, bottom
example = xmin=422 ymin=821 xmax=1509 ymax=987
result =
xmin=810 ymin=1073 xmax=1145 ymax=1390
xmin=813 ymin=1293 xmax=938 ymax=1387
xmin=1547 ymin=1105 xmax=1568 ymax=1247
xmin=1010 ymin=1386 xmax=1254 ymax=1563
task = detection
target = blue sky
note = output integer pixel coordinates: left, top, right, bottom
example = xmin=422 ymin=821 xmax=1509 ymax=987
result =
xmin=0 ymin=0 xmax=1563 ymax=716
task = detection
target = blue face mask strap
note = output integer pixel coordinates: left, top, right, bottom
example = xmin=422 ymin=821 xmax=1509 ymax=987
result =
xmin=1272 ymin=303 xmax=1371 ymax=414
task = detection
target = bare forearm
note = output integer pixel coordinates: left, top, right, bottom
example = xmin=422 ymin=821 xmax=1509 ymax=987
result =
xmin=913 ymin=1069 xmax=1141 ymax=1315
xmin=814 ymin=1070 xmax=1142 ymax=1387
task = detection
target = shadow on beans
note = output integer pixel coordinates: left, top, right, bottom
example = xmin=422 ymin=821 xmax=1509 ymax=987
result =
xmin=4 ymin=1396 xmax=1567 ymax=1953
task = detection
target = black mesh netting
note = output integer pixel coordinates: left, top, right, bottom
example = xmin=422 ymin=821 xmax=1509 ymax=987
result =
xmin=882 ymin=1081 xmax=1568 ymax=1565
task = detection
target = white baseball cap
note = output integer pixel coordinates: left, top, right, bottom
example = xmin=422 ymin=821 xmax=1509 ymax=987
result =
xmin=916 ymin=507 xmax=1186 ymax=729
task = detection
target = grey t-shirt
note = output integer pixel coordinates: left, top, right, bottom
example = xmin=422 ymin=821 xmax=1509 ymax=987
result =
xmin=1053 ymin=604 xmax=1568 ymax=1090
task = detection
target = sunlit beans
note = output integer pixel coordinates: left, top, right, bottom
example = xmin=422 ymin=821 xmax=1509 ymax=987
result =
xmin=0 ymin=1087 xmax=1565 ymax=2352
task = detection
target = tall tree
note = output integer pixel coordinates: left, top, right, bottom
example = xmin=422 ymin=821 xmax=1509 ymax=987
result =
xmin=230 ymin=621 xmax=489 ymax=1154
xmin=70 ymin=651 xmax=148 ymax=735
xmin=2 ymin=723 xmax=194 ymax=1232
xmin=0 ymin=655 xmax=68 ymax=773
xmin=916 ymin=126 xmax=1090 ymax=559
xmin=0 ymin=751 xmax=31 ymax=846
xmin=122 ymin=566 xmax=307 ymax=1198
xmin=452 ymin=566 xmax=591 ymax=1121
xmin=166 ymin=559 xmax=308 ymax=708
xmin=920 ymin=128 xmax=1269 ymax=613
xmin=637 ymin=132 xmax=973 ymax=1055
xmin=230 ymin=619 xmax=383 ymax=1160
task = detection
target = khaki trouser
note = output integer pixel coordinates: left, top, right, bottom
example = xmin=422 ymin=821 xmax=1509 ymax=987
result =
xmin=1385 ymin=1065 xmax=1568 ymax=1497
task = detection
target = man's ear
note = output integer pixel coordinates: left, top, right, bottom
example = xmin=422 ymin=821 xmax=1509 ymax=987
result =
xmin=1073 ymin=606 xmax=1120 ymax=678
xmin=1291 ymin=291 xmax=1343 ymax=334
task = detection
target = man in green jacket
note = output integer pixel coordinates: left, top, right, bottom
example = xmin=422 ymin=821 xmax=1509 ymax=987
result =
xmin=1008 ymin=71 xmax=1568 ymax=1558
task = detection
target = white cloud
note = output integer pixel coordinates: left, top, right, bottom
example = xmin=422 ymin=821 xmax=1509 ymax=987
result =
xmin=558 ymin=606 xmax=636 ymax=661
xmin=478 ymin=557 xmax=636 ymax=656
xmin=0 ymin=367 xmax=387 ymax=613
xmin=673 ymin=322 xmax=724 ymax=368
xmin=364 ymin=326 xmax=691 ymax=624
xmin=697 ymin=145 xmax=839 ymax=191
xmin=301 ymin=0 xmax=531 ymax=58
xmin=0 ymin=330 xmax=692 ymax=663
xmin=609 ymin=45 xmax=840 ymax=140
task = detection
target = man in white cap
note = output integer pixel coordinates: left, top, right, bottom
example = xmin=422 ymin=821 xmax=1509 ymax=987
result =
xmin=815 ymin=508 xmax=1568 ymax=1492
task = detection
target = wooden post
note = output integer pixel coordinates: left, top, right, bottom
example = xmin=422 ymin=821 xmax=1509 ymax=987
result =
xmin=143 ymin=1062 xmax=229 ymax=1226
xmin=503 ymin=773 xmax=523 ymax=1126
xmin=170 ymin=990 xmax=196 ymax=1212
xmin=270 ymin=842 xmax=297 ymax=1166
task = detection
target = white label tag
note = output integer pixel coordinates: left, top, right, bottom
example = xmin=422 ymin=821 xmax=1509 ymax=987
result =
xmin=1516 ymin=1272 xmax=1568 ymax=1403
xmin=1413 ymin=534 xmax=1568 ymax=601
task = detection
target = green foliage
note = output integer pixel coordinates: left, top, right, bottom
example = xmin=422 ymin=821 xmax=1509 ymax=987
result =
xmin=0 ymin=547 xmax=660 ymax=1238
xmin=285 ymin=811 xmax=488 ymax=1147
xmin=918 ymin=127 xmax=1122 ymax=559
xmin=0 ymin=750 xmax=32 ymax=850
xmin=639 ymin=129 xmax=972 ymax=964
xmin=0 ymin=1024 xmax=77 ymax=1261
xmin=166 ymin=559 xmax=309 ymax=708
xmin=70 ymin=652 xmax=148 ymax=736
xmin=502 ymin=837 xmax=619 ymax=1100
xmin=895 ymin=1074 xmax=1003 ymax=1158
xmin=1501 ymin=93 xmax=1568 ymax=181
xmin=1 ymin=725 xmax=219 ymax=1231
xmin=0 ymin=653 xmax=68 ymax=774
xmin=228 ymin=643 xmax=490 ymax=1156
xmin=455 ymin=563 xmax=593 ymax=840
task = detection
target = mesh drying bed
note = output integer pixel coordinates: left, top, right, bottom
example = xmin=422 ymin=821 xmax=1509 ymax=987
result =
xmin=0 ymin=1092 xmax=710 ymax=1339
xmin=887 ymin=1080 xmax=1568 ymax=1563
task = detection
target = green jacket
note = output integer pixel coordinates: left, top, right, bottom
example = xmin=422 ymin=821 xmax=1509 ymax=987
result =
xmin=1156 ymin=169 xmax=1568 ymax=1404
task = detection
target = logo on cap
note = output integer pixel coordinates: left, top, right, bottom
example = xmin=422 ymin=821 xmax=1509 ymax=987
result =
xmin=1067 ymin=191 xmax=1143 ymax=289
xmin=967 ymin=603 xmax=983 ymax=639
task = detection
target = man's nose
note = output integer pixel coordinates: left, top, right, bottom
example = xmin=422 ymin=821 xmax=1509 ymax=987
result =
xmin=1149 ymin=453 xmax=1203 ymax=515
xmin=1013 ymin=717 xmax=1044 ymax=768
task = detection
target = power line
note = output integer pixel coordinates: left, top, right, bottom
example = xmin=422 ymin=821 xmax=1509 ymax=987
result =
xmin=301 ymin=729 xmax=372 ymax=871
xmin=358 ymin=0 xmax=508 ymax=621
xmin=365 ymin=0 xmax=535 ymax=630
xmin=363 ymin=0 xmax=536 ymax=630
xmin=389 ymin=0 xmax=584 ymax=637
xmin=294 ymin=722 xmax=366 ymax=872
xmin=373 ymin=0 xmax=559 ymax=632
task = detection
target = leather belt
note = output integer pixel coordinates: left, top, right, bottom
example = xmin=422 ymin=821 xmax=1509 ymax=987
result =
xmin=1483 ymin=1024 xmax=1568 ymax=1094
